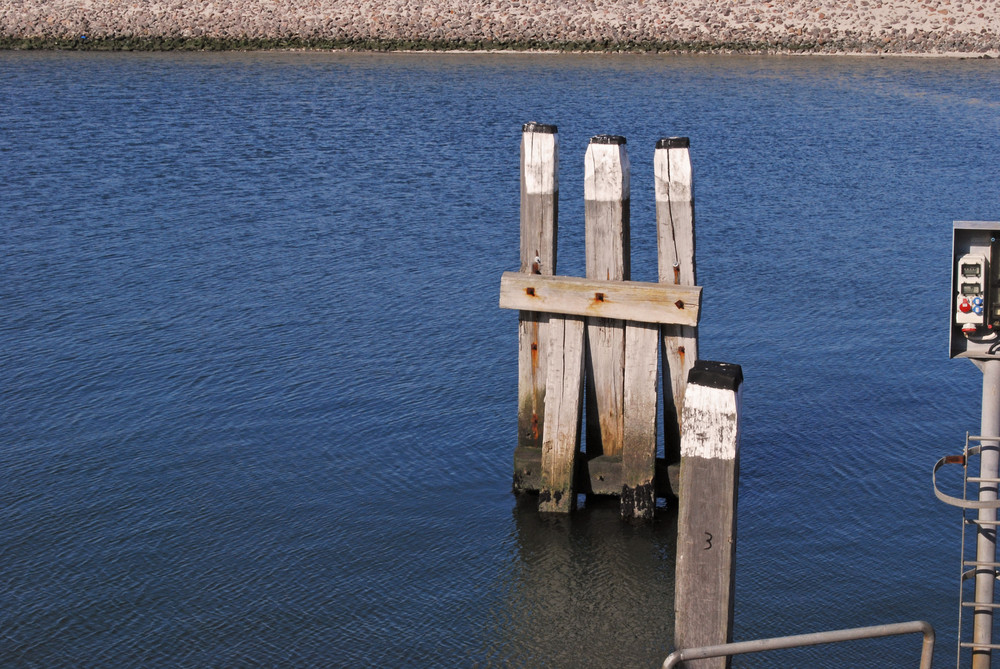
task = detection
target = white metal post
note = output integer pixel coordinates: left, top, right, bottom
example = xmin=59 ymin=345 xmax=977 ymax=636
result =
xmin=972 ymin=358 xmax=1000 ymax=669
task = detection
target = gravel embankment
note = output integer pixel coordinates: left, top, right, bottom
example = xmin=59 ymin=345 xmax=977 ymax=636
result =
xmin=2 ymin=0 xmax=999 ymax=54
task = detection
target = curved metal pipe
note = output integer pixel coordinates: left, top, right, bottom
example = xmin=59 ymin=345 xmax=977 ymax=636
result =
xmin=661 ymin=620 xmax=934 ymax=669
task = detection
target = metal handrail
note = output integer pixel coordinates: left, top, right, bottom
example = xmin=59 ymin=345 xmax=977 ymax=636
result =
xmin=661 ymin=620 xmax=935 ymax=669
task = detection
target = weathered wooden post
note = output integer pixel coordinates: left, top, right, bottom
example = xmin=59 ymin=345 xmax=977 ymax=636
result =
xmin=513 ymin=122 xmax=558 ymax=494
xmin=584 ymin=135 xmax=630 ymax=460
xmin=673 ymin=361 xmax=742 ymax=669
xmin=656 ymin=137 xmax=697 ymax=468
xmin=621 ymin=136 xmax=695 ymax=519
xmin=621 ymin=320 xmax=659 ymax=519
xmin=539 ymin=315 xmax=585 ymax=513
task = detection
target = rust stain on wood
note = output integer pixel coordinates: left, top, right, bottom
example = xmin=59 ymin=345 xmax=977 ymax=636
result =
xmin=529 ymin=322 xmax=540 ymax=370
xmin=677 ymin=345 xmax=686 ymax=365
xmin=673 ymin=265 xmax=680 ymax=284
xmin=674 ymin=300 xmax=684 ymax=309
xmin=531 ymin=412 xmax=539 ymax=440
xmin=525 ymin=286 xmax=536 ymax=296
xmin=594 ymin=292 xmax=605 ymax=302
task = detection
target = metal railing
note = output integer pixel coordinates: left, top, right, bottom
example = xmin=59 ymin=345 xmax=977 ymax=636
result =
xmin=933 ymin=434 xmax=1000 ymax=666
xmin=661 ymin=620 xmax=935 ymax=669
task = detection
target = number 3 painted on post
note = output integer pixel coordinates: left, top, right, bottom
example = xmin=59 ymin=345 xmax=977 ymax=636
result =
xmin=704 ymin=532 xmax=713 ymax=550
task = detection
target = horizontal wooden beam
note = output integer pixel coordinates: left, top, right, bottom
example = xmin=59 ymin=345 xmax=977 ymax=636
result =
xmin=499 ymin=272 xmax=701 ymax=327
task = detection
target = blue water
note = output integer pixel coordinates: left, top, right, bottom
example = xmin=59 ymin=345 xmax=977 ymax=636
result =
xmin=2 ymin=50 xmax=1000 ymax=667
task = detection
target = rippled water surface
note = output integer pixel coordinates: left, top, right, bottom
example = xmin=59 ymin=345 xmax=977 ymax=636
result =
xmin=2 ymin=51 xmax=1000 ymax=667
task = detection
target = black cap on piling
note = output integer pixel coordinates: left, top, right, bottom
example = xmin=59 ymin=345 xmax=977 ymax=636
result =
xmin=522 ymin=122 xmax=558 ymax=134
xmin=687 ymin=360 xmax=743 ymax=391
xmin=656 ymin=137 xmax=690 ymax=149
xmin=590 ymin=135 xmax=626 ymax=145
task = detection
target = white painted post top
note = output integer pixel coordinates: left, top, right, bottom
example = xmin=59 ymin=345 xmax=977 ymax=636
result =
xmin=584 ymin=135 xmax=630 ymax=201
xmin=680 ymin=361 xmax=743 ymax=461
xmin=654 ymin=137 xmax=692 ymax=203
xmin=522 ymin=122 xmax=558 ymax=195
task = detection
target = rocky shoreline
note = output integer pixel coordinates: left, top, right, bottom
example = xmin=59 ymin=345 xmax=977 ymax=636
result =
xmin=2 ymin=0 xmax=1000 ymax=55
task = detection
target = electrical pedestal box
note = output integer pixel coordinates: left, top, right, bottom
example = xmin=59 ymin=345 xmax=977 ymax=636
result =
xmin=951 ymin=221 xmax=1000 ymax=359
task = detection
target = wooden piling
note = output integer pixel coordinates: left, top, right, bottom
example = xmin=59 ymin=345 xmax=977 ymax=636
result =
xmin=621 ymin=321 xmax=659 ymax=520
xmin=673 ymin=361 xmax=743 ymax=669
xmin=655 ymin=137 xmax=697 ymax=467
xmin=514 ymin=122 xmax=558 ymax=493
xmin=504 ymin=124 xmax=709 ymax=523
xmin=584 ymin=135 xmax=630 ymax=460
xmin=538 ymin=315 xmax=585 ymax=513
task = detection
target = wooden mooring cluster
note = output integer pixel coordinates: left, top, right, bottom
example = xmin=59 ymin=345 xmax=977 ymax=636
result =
xmin=500 ymin=123 xmax=743 ymax=662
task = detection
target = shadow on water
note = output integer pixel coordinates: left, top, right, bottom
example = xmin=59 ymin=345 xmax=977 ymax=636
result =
xmin=483 ymin=495 xmax=678 ymax=668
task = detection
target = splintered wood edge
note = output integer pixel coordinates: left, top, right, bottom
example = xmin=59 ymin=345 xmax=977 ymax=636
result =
xmin=499 ymin=272 xmax=701 ymax=327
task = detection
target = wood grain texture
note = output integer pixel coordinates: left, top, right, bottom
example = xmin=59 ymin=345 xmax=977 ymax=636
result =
xmin=520 ymin=128 xmax=558 ymax=273
xmin=539 ymin=315 xmax=585 ymax=513
xmin=674 ymin=363 xmax=742 ymax=669
xmin=516 ymin=126 xmax=558 ymax=485
xmin=499 ymin=272 xmax=701 ymax=326
xmin=584 ymin=140 xmax=630 ymax=459
xmin=655 ymin=140 xmax=698 ymax=467
xmin=516 ymin=313 xmax=547 ymax=455
xmin=621 ymin=321 xmax=659 ymax=520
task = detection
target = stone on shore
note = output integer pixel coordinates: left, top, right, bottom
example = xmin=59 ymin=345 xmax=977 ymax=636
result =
xmin=1 ymin=0 xmax=999 ymax=54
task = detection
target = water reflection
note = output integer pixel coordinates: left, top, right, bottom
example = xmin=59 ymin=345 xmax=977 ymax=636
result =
xmin=486 ymin=496 xmax=677 ymax=667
